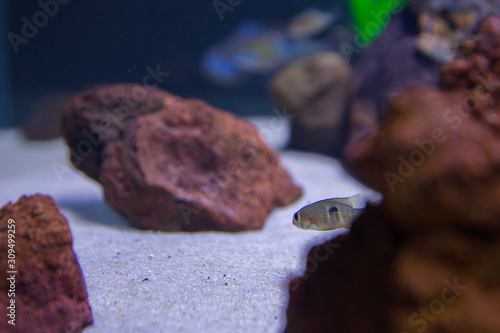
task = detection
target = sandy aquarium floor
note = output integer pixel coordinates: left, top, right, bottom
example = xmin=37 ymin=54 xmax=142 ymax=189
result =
xmin=0 ymin=124 xmax=372 ymax=333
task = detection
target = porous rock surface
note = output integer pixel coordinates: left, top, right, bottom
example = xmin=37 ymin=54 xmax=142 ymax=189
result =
xmin=286 ymin=15 xmax=500 ymax=333
xmin=0 ymin=194 xmax=92 ymax=333
xmin=61 ymin=83 xmax=301 ymax=231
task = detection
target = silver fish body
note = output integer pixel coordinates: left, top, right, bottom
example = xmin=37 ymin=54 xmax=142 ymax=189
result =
xmin=292 ymin=195 xmax=365 ymax=230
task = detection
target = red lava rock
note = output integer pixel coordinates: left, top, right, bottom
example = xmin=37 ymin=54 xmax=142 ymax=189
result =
xmin=347 ymin=14 xmax=500 ymax=232
xmin=441 ymin=14 xmax=500 ymax=131
xmin=61 ymin=83 xmax=301 ymax=231
xmin=0 ymin=194 xmax=92 ymax=333
xmin=287 ymin=14 xmax=500 ymax=333
xmin=347 ymin=85 xmax=500 ymax=232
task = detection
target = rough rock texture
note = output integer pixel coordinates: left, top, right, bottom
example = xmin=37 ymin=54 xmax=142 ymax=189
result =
xmin=286 ymin=15 xmax=500 ymax=333
xmin=349 ymin=15 xmax=500 ymax=230
xmin=353 ymin=1 xmax=500 ymax=116
xmin=270 ymin=52 xmax=355 ymax=156
xmin=410 ymin=0 xmax=500 ymax=17
xmin=409 ymin=1 xmax=494 ymax=64
xmin=441 ymin=13 xmax=500 ymax=131
xmin=0 ymin=195 xmax=92 ymax=333
xmin=61 ymin=83 xmax=301 ymax=232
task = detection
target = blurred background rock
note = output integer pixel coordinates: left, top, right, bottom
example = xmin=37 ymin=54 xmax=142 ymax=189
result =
xmin=1 ymin=0 xmax=499 ymax=148
xmin=0 ymin=0 xmax=338 ymax=138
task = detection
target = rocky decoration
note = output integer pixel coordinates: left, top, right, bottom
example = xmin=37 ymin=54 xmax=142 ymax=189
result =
xmin=0 ymin=194 xmax=92 ymax=333
xmin=61 ymin=83 xmax=302 ymax=232
xmin=270 ymin=10 xmax=442 ymax=158
xmin=353 ymin=1 xmax=500 ymax=117
xmin=286 ymin=14 xmax=500 ymax=333
xmin=409 ymin=0 xmax=500 ymax=64
xmin=349 ymin=14 xmax=500 ymax=228
xmin=270 ymin=52 xmax=355 ymax=156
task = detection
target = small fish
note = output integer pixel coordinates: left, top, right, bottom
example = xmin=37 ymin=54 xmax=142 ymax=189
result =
xmin=292 ymin=194 xmax=365 ymax=231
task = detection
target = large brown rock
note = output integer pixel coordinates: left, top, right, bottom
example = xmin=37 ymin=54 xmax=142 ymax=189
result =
xmin=348 ymin=15 xmax=500 ymax=232
xmin=0 ymin=195 xmax=92 ymax=333
xmin=287 ymin=204 xmax=500 ymax=333
xmin=61 ymin=83 xmax=301 ymax=231
xmin=286 ymin=14 xmax=500 ymax=333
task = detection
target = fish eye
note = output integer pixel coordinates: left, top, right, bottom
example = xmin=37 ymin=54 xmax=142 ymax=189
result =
xmin=293 ymin=212 xmax=300 ymax=222
xmin=328 ymin=206 xmax=339 ymax=214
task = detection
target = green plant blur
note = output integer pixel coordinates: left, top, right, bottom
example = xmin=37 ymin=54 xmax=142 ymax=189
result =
xmin=348 ymin=0 xmax=408 ymax=44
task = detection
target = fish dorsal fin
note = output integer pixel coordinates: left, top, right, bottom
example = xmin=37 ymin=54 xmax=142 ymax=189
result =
xmin=334 ymin=194 xmax=364 ymax=209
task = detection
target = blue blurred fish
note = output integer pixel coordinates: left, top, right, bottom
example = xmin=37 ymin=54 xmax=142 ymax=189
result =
xmin=202 ymin=12 xmax=339 ymax=85
xmin=202 ymin=1 xmax=405 ymax=85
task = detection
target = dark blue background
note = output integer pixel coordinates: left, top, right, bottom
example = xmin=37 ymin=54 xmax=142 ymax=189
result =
xmin=2 ymin=0 xmax=334 ymax=128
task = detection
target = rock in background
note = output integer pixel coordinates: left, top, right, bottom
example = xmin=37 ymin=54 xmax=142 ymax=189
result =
xmin=273 ymin=1 xmax=500 ymax=158
xmin=354 ymin=0 xmax=500 ymax=115
xmin=61 ymin=84 xmax=301 ymax=232
xmin=270 ymin=52 xmax=355 ymax=156
xmin=0 ymin=195 xmax=92 ymax=333
xmin=270 ymin=9 xmax=439 ymax=158
xmin=286 ymin=14 xmax=500 ymax=333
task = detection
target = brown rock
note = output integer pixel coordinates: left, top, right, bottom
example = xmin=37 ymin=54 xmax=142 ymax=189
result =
xmin=0 ymin=194 xmax=92 ymax=333
xmin=61 ymin=83 xmax=301 ymax=232
xmin=286 ymin=207 xmax=398 ymax=333
xmin=287 ymin=205 xmax=500 ymax=333
xmin=347 ymin=85 xmax=500 ymax=232
xmin=441 ymin=14 xmax=500 ymax=131
xmin=347 ymin=14 xmax=500 ymax=232
xmin=287 ymin=14 xmax=500 ymax=333
xmin=270 ymin=52 xmax=355 ymax=156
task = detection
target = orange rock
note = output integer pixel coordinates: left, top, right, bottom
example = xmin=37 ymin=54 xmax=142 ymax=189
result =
xmin=61 ymin=84 xmax=301 ymax=231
